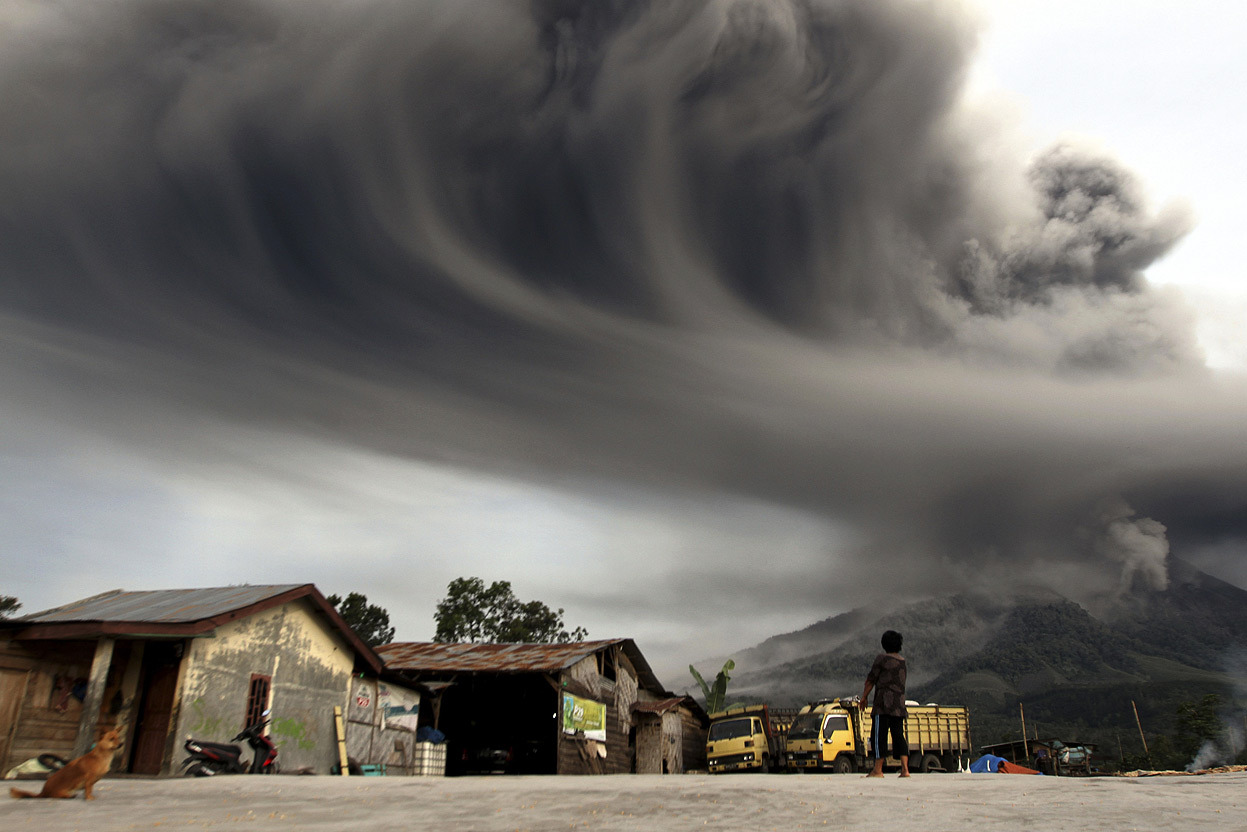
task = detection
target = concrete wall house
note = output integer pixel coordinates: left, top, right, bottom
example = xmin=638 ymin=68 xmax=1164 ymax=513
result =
xmin=0 ymin=584 xmax=416 ymax=776
xmin=377 ymin=639 xmax=704 ymax=776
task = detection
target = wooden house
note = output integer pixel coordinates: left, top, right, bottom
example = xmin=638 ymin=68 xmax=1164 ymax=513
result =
xmin=377 ymin=639 xmax=706 ymax=775
xmin=0 ymin=585 xmax=420 ymax=776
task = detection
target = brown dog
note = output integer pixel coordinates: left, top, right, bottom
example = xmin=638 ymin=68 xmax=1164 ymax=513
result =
xmin=10 ymin=728 xmax=123 ymax=800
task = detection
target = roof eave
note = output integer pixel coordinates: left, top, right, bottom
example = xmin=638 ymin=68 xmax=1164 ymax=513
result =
xmin=3 ymin=584 xmax=385 ymax=676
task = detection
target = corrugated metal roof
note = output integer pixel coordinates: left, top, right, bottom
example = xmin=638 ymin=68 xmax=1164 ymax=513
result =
xmin=376 ymin=639 xmax=626 ymax=673
xmin=17 ymin=585 xmax=309 ymax=624
xmin=377 ymin=638 xmax=671 ymax=697
xmin=632 ymin=697 xmax=687 ymax=714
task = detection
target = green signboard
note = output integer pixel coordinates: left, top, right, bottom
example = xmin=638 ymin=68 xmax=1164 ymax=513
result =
xmin=562 ymin=693 xmax=607 ymax=741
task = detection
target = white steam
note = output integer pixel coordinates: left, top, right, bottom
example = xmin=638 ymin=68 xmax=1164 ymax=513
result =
xmin=1096 ymin=500 xmax=1171 ymax=592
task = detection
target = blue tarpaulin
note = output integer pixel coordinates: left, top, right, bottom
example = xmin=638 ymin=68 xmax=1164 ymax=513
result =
xmin=970 ymin=754 xmax=1007 ymax=773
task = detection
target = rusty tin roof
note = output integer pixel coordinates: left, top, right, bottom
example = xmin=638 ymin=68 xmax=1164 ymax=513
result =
xmin=632 ymin=695 xmax=710 ymax=724
xmin=377 ymin=639 xmax=667 ymax=694
xmin=632 ymin=697 xmax=686 ymax=714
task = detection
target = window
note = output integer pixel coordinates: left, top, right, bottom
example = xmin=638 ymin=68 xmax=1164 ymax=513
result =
xmin=823 ymin=716 xmax=849 ymax=734
xmin=708 ymin=718 xmax=753 ymax=741
xmin=245 ymin=674 xmax=271 ymax=728
xmin=597 ymin=651 xmax=616 ymax=682
xmin=788 ymin=713 xmax=822 ymax=740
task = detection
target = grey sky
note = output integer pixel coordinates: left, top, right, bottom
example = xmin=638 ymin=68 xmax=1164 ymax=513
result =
xmin=1 ymin=0 xmax=1244 ymax=681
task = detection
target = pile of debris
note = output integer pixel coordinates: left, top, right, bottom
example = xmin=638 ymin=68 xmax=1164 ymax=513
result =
xmin=1121 ymin=765 xmax=1247 ymax=777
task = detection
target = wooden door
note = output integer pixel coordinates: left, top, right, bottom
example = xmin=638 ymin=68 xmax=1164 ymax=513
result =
xmin=129 ymin=644 xmax=182 ymax=775
xmin=0 ymin=669 xmax=30 ymax=772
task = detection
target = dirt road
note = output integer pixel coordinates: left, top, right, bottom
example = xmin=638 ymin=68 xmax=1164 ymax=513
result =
xmin=4 ymin=771 xmax=1244 ymax=831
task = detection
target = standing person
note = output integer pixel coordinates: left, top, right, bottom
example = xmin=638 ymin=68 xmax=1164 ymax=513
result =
xmin=861 ymin=629 xmax=908 ymax=778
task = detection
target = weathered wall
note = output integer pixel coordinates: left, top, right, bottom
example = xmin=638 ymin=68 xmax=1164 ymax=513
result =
xmin=345 ymin=677 xmax=421 ymax=774
xmin=558 ymin=656 xmax=611 ymax=775
xmin=608 ymin=647 xmax=638 ymax=775
xmin=634 ymin=712 xmax=663 ymax=774
xmin=172 ymin=600 xmax=353 ymax=774
xmin=558 ymin=647 xmax=645 ymax=775
xmin=661 ymin=711 xmax=683 ymax=773
xmin=612 ymin=648 xmax=638 ymax=739
xmin=564 ymin=655 xmax=598 ymax=692
xmin=680 ymin=709 xmax=707 ymax=771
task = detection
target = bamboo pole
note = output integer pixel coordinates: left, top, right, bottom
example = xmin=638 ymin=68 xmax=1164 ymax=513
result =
xmin=1131 ymin=700 xmax=1149 ymax=759
xmin=334 ymin=706 xmax=350 ymax=776
xmin=1019 ymin=703 xmax=1029 ymax=758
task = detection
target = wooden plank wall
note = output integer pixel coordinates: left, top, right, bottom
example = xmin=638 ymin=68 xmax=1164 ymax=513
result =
xmin=0 ymin=637 xmax=114 ymax=772
xmin=603 ymin=698 xmax=630 ymax=774
xmin=679 ymin=709 xmax=707 ymax=771
xmin=634 ymin=712 xmax=663 ymax=774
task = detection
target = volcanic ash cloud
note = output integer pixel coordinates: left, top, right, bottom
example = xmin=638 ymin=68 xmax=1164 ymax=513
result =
xmin=0 ymin=0 xmax=1242 ymax=603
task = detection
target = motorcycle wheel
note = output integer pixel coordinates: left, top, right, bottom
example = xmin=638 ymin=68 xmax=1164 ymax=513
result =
xmin=184 ymin=762 xmax=216 ymax=777
xmin=37 ymin=754 xmax=67 ymax=771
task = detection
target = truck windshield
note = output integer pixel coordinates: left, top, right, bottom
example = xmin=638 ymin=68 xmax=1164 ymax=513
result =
xmin=788 ymin=713 xmax=823 ymax=740
xmin=708 ymin=718 xmax=753 ymax=741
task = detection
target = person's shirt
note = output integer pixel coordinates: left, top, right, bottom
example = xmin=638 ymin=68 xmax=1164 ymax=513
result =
xmin=866 ymin=653 xmax=907 ymax=717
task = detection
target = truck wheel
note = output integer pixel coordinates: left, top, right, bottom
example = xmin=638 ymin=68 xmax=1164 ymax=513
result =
xmin=920 ymin=754 xmax=941 ymax=773
xmin=759 ymin=754 xmax=770 ymax=773
xmin=833 ymin=755 xmax=854 ymax=774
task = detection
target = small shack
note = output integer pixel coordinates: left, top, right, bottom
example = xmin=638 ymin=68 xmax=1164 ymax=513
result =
xmin=632 ymin=695 xmax=709 ymax=774
xmin=0 ymin=585 xmax=418 ymax=775
xmin=378 ymin=639 xmax=699 ymax=775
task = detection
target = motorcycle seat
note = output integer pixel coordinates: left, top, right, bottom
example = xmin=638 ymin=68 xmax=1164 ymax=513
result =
xmin=193 ymin=740 xmax=244 ymax=758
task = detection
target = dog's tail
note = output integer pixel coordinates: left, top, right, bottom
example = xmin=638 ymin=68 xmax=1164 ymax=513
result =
xmin=9 ymin=787 xmax=39 ymax=799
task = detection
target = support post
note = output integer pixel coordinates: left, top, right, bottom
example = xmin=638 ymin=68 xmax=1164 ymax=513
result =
xmin=72 ymin=638 xmax=116 ymax=758
xmin=1131 ymin=700 xmax=1149 ymax=762
xmin=112 ymin=642 xmax=145 ymax=768
xmin=1019 ymin=702 xmax=1029 ymax=759
xmin=334 ymin=706 xmax=350 ymax=776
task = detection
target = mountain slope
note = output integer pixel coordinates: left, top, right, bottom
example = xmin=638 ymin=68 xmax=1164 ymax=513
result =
xmin=715 ymin=560 xmax=1247 ymax=766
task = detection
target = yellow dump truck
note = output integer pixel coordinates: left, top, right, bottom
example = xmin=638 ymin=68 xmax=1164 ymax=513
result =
xmin=705 ymin=704 xmax=788 ymax=773
xmin=785 ymin=698 xmax=971 ymax=774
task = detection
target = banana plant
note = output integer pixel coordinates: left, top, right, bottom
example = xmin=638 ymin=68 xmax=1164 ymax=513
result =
xmin=689 ymin=659 xmax=735 ymax=713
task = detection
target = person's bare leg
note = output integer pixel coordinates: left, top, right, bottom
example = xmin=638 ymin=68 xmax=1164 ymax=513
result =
xmin=866 ymin=759 xmax=885 ymax=778
xmin=899 ymin=757 xmax=911 ymax=778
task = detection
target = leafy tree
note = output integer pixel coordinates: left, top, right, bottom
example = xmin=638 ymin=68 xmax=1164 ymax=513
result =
xmin=433 ymin=577 xmax=588 ymax=643
xmin=327 ymin=592 xmax=395 ymax=647
xmin=690 ymin=659 xmax=735 ymax=713
xmin=1176 ymin=694 xmax=1222 ymax=745
xmin=1175 ymin=693 xmax=1227 ymax=765
xmin=0 ymin=595 xmax=20 ymax=619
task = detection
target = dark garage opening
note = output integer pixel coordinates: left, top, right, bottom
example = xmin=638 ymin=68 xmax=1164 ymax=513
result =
xmin=438 ymin=674 xmax=558 ymax=775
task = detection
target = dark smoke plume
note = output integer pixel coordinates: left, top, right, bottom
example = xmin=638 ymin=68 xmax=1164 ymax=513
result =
xmin=1 ymin=0 xmax=1244 ymax=613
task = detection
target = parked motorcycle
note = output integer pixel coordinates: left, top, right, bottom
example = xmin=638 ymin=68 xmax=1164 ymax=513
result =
xmin=181 ymin=711 xmax=278 ymax=776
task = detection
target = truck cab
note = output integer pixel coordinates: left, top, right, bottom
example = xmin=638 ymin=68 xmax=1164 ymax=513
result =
xmin=705 ymin=705 xmax=781 ymax=773
xmin=785 ymin=702 xmax=857 ymax=772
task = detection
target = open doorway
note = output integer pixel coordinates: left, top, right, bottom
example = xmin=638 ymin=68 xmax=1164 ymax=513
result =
xmin=127 ymin=642 xmax=183 ymax=774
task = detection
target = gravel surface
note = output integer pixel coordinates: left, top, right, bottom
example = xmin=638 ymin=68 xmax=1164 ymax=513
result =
xmin=4 ymin=771 xmax=1245 ymax=831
